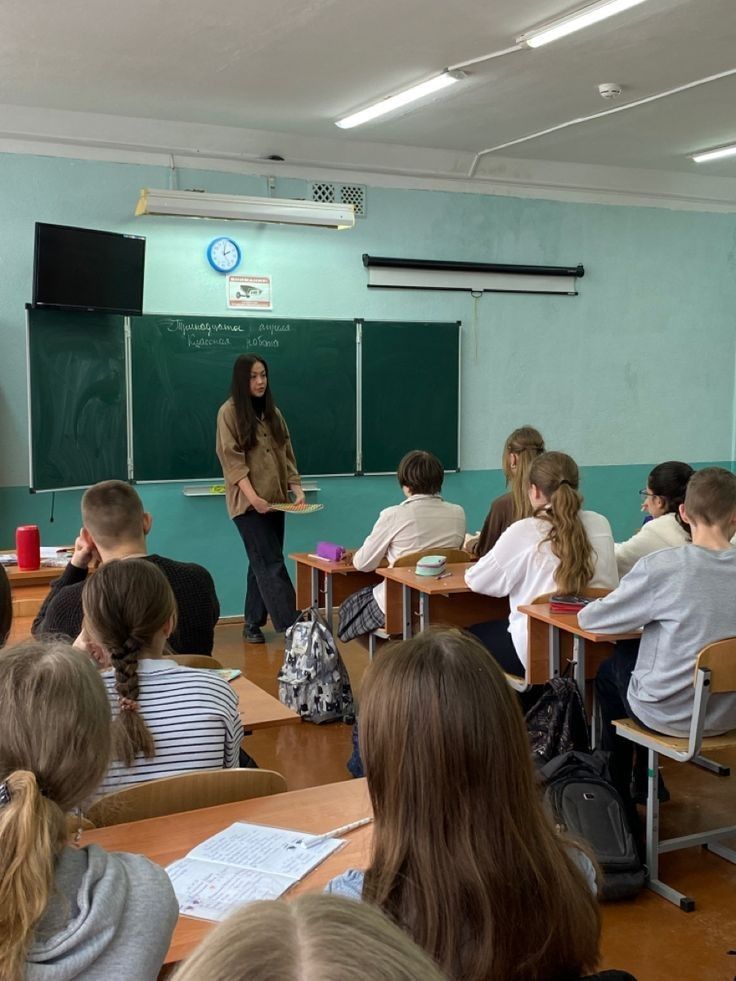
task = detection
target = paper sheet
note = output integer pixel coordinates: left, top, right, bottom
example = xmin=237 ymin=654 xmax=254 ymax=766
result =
xmin=167 ymin=859 xmax=288 ymax=921
xmin=188 ymin=822 xmax=343 ymax=877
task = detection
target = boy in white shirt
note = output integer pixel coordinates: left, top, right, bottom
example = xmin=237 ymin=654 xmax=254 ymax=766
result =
xmin=337 ymin=450 xmax=465 ymax=642
xmin=580 ymin=467 xmax=736 ymax=803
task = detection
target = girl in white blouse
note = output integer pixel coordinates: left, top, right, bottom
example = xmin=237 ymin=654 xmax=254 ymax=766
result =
xmin=465 ymin=451 xmax=618 ymax=676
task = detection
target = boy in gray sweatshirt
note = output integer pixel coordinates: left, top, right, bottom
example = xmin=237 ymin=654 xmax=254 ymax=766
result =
xmin=579 ymin=467 xmax=736 ymax=800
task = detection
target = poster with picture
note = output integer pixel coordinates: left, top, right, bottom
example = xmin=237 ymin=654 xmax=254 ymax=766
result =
xmin=227 ymin=275 xmax=272 ymax=310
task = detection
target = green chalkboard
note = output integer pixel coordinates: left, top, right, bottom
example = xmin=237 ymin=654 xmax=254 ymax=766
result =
xmin=27 ymin=308 xmax=128 ymax=491
xmin=361 ymin=320 xmax=459 ymax=473
xmin=130 ymin=315 xmax=357 ymax=479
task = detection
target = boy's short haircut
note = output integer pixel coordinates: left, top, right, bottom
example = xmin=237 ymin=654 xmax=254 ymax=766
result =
xmin=397 ymin=450 xmax=444 ymax=496
xmin=684 ymin=467 xmax=736 ymax=529
xmin=81 ymin=480 xmax=145 ymax=547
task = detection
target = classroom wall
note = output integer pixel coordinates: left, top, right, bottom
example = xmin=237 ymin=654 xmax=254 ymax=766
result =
xmin=1 ymin=151 xmax=735 ymax=615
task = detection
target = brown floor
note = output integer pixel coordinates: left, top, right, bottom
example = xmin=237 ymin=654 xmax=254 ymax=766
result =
xmin=214 ymin=622 xmax=736 ymax=981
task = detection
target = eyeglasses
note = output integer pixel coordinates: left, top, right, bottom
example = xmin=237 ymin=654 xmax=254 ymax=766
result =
xmin=638 ymin=490 xmax=658 ymax=499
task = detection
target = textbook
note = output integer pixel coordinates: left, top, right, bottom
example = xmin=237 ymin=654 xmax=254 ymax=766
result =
xmin=166 ymin=822 xmax=344 ymax=921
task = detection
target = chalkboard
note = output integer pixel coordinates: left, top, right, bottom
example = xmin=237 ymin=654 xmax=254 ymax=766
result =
xmin=361 ymin=320 xmax=459 ymax=473
xmin=130 ymin=315 xmax=357 ymax=479
xmin=27 ymin=308 xmax=128 ymax=490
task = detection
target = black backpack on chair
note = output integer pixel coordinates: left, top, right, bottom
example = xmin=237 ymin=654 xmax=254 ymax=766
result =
xmin=525 ymin=675 xmax=591 ymax=765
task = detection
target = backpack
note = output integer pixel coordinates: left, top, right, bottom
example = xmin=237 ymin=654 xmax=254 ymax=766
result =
xmin=541 ymin=750 xmax=645 ymax=902
xmin=278 ymin=608 xmax=355 ymax=724
xmin=525 ymin=675 xmax=591 ymax=765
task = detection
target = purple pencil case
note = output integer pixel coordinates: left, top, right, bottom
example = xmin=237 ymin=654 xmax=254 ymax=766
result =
xmin=316 ymin=541 xmax=345 ymax=561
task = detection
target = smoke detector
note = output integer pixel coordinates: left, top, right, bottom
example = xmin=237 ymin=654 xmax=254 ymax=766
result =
xmin=597 ymin=82 xmax=623 ymax=100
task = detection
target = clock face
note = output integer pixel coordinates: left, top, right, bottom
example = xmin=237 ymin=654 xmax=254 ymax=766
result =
xmin=207 ymin=237 xmax=241 ymax=273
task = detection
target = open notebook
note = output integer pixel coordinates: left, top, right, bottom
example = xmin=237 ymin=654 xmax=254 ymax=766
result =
xmin=167 ymin=822 xmax=344 ymax=921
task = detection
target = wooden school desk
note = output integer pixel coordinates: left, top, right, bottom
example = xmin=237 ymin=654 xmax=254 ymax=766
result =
xmin=4 ymin=563 xmax=61 ymax=616
xmin=231 ymin=676 xmax=301 ymax=730
xmin=378 ymin=563 xmax=509 ymax=638
xmin=81 ymin=778 xmax=372 ymax=965
xmin=519 ymin=602 xmax=640 ymax=694
xmin=290 ymin=552 xmax=381 ymax=621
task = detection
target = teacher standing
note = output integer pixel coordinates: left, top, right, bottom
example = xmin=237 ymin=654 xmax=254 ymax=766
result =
xmin=216 ymin=354 xmax=304 ymax=643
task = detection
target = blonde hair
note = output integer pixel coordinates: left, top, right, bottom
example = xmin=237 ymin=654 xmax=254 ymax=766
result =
xmin=82 ymin=559 xmax=177 ymax=768
xmin=81 ymin=479 xmax=145 ymax=548
xmin=360 ymin=629 xmax=600 ymax=981
xmin=173 ymin=895 xmax=447 ymax=981
xmin=0 ymin=640 xmax=111 ymax=980
xmin=530 ymin=452 xmax=594 ymax=595
xmin=503 ymin=426 xmax=545 ymax=521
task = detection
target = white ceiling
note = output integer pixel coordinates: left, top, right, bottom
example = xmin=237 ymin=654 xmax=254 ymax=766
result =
xmin=1 ymin=0 xmax=735 ymax=182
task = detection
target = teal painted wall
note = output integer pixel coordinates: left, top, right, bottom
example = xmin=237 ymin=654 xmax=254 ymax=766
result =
xmin=1 ymin=151 xmax=735 ymax=615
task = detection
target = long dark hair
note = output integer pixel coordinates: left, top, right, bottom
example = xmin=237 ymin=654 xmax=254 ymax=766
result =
xmin=361 ymin=629 xmax=600 ymax=981
xmin=649 ymin=461 xmax=694 ymax=533
xmin=0 ymin=567 xmax=11 ymax=647
xmin=230 ymin=354 xmax=287 ymax=452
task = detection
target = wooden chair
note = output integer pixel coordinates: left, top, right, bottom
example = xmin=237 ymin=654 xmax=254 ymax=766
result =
xmin=367 ymin=547 xmax=474 ymax=657
xmin=166 ymin=653 xmax=224 ymax=669
xmin=507 ymin=587 xmax=612 ymax=693
xmin=613 ymin=638 xmax=736 ymax=911
xmin=86 ymin=768 xmax=287 ymax=828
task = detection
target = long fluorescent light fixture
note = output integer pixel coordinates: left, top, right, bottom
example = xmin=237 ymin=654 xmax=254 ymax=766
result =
xmin=336 ymin=72 xmax=460 ymax=129
xmin=691 ymin=142 xmax=736 ymax=164
xmin=518 ymin=0 xmax=648 ymax=48
xmin=135 ymin=188 xmax=355 ymax=229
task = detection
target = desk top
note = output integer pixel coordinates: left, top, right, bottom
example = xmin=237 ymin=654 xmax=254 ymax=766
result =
xmin=519 ymin=603 xmax=641 ymax=643
xmin=231 ymin=676 xmax=301 ymax=730
xmin=4 ymin=564 xmax=63 ymax=586
xmin=289 ymin=551 xmax=362 ymax=574
xmin=378 ymin=562 xmax=476 ymax=595
xmin=81 ymin=778 xmax=372 ymax=964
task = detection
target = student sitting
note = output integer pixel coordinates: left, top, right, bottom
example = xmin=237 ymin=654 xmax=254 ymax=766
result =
xmin=0 ymin=639 xmax=177 ymax=979
xmin=173 ymin=895 xmax=447 ymax=981
xmin=326 ymin=629 xmax=601 ymax=981
xmin=466 ymin=425 xmax=545 ymax=556
xmin=33 ymin=479 xmax=220 ymax=654
xmin=580 ymin=467 xmax=736 ymax=801
xmin=0 ymin=565 xmax=10 ymax=646
xmin=614 ymin=461 xmax=694 ymax=576
xmin=337 ymin=450 xmax=465 ymax=642
xmin=77 ymin=559 xmax=243 ymax=795
xmin=465 ymin=451 xmax=617 ymax=676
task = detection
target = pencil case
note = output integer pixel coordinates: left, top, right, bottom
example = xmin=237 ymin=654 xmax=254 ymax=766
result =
xmin=415 ymin=555 xmax=447 ymax=577
xmin=316 ymin=541 xmax=345 ymax=561
xmin=549 ymin=594 xmax=593 ymax=613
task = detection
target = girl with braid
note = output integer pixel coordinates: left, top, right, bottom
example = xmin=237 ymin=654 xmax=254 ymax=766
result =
xmin=77 ymin=559 xmax=243 ymax=794
xmin=466 ymin=452 xmax=618 ymax=676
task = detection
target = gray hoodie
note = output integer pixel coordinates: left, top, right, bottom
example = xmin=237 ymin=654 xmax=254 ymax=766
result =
xmin=26 ymin=844 xmax=178 ymax=981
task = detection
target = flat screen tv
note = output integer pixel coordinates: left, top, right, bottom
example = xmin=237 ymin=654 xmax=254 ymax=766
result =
xmin=32 ymin=222 xmax=146 ymax=315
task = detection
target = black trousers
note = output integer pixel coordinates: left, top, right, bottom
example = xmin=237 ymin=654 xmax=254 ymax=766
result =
xmin=595 ymin=639 xmax=643 ymax=799
xmin=233 ymin=510 xmax=298 ymax=633
xmin=468 ymin=617 xmax=525 ymax=676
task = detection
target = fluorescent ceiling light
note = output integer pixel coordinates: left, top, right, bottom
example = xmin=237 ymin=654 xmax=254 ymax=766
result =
xmin=518 ymin=0 xmax=648 ymax=48
xmin=691 ymin=142 xmax=736 ymax=164
xmin=336 ymin=72 xmax=460 ymax=129
xmin=135 ymin=189 xmax=355 ymax=229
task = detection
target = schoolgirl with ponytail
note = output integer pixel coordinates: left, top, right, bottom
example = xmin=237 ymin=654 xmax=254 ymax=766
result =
xmin=80 ymin=559 xmax=243 ymax=794
xmin=0 ymin=639 xmax=177 ymax=980
xmin=466 ymin=451 xmax=618 ymax=676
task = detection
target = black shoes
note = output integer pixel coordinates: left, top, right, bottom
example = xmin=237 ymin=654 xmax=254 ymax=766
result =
xmin=243 ymin=625 xmax=266 ymax=645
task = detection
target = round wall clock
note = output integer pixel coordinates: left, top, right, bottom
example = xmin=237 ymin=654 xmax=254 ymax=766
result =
xmin=206 ymin=237 xmax=241 ymax=273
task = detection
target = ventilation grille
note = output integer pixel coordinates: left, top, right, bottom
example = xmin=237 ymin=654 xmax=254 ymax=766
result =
xmin=311 ymin=182 xmax=366 ymax=217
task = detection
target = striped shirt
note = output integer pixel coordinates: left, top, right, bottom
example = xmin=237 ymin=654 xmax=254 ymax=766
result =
xmin=97 ymin=660 xmax=243 ymax=795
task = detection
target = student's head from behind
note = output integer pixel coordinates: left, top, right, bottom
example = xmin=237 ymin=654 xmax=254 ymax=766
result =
xmin=81 ymin=479 xmax=151 ymax=554
xmin=502 ymin=426 xmax=545 ymax=521
xmin=682 ymin=467 xmax=736 ymax=535
xmin=0 ymin=566 xmax=11 ymax=647
xmin=82 ymin=559 xmax=177 ymax=768
xmin=173 ymin=895 xmax=446 ymax=981
xmin=359 ymin=628 xmax=600 ymax=980
xmin=229 ymin=353 xmax=286 ymax=451
xmin=0 ymin=640 xmax=111 ymax=977
xmin=644 ymin=461 xmax=694 ymax=519
xmin=396 ymin=450 xmax=444 ymax=497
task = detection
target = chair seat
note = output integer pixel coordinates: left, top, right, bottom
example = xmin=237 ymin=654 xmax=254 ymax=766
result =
xmin=614 ymin=717 xmax=736 ymax=753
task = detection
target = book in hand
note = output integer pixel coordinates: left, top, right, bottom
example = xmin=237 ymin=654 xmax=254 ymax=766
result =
xmin=549 ymin=594 xmax=594 ymax=613
xmin=166 ymin=822 xmax=344 ymax=922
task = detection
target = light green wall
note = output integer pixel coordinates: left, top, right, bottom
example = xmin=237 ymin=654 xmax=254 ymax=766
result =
xmin=1 ymin=151 xmax=735 ymax=615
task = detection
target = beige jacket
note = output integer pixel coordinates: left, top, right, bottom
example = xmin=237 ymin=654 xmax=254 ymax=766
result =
xmin=216 ymin=399 xmax=300 ymax=519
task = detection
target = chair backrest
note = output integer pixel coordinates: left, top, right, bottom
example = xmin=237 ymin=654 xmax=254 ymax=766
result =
xmin=394 ymin=547 xmax=473 ymax=569
xmin=166 ymin=653 xmax=224 ymax=669
xmin=695 ymin=638 xmax=736 ymax=694
xmin=87 ymin=768 xmax=287 ymax=827
xmin=530 ymin=586 xmax=611 ymax=605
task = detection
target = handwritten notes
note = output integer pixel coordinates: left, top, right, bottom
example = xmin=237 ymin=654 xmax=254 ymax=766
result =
xmin=166 ymin=822 xmax=344 ymax=922
xmin=160 ymin=318 xmax=292 ymax=351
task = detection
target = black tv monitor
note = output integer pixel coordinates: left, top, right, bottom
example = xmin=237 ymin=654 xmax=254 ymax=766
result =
xmin=32 ymin=222 xmax=146 ymax=315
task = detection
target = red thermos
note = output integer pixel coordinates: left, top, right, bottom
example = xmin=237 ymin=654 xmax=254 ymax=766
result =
xmin=16 ymin=525 xmax=41 ymax=571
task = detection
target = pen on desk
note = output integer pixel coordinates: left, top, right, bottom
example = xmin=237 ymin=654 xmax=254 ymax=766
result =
xmin=436 ymin=571 xmax=452 ymax=580
xmin=302 ymin=816 xmax=373 ymax=848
